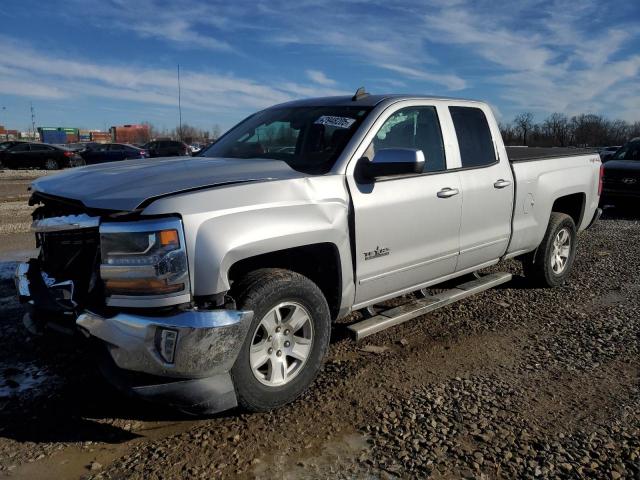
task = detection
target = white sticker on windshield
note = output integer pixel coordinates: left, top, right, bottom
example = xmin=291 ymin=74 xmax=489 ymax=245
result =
xmin=314 ymin=116 xmax=356 ymax=129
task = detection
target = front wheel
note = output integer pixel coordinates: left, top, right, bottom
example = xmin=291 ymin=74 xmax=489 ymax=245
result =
xmin=521 ymin=212 xmax=577 ymax=287
xmin=230 ymin=268 xmax=331 ymax=412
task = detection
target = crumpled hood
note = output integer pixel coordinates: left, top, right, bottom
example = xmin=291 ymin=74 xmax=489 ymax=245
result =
xmin=31 ymin=156 xmax=307 ymax=211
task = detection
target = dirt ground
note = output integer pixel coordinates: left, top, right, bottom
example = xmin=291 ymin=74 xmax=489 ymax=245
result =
xmin=0 ymin=171 xmax=638 ymax=479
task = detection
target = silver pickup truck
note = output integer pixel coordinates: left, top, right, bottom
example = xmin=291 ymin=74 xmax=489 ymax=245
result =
xmin=16 ymin=92 xmax=602 ymax=414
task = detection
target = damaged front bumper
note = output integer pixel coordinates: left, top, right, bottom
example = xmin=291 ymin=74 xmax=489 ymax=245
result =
xmin=15 ymin=261 xmax=253 ymax=414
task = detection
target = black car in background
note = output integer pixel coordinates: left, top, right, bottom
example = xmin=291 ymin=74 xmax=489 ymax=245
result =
xmin=80 ymin=143 xmax=149 ymax=165
xmin=601 ymin=138 xmax=640 ymax=207
xmin=598 ymin=145 xmax=622 ymax=162
xmin=0 ymin=141 xmax=26 ymax=151
xmin=143 ymin=140 xmax=190 ymax=157
xmin=0 ymin=142 xmax=84 ymax=170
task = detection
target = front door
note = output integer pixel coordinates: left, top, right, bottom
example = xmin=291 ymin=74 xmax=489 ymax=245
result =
xmin=7 ymin=143 xmax=32 ymax=168
xmin=347 ymin=105 xmax=463 ymax=307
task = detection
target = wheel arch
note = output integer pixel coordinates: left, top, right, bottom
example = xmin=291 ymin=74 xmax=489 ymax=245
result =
xmin=228 ymin=243 xmax=343 ymax=321
xmin=551 ymin=192 xmax=585 ymax=228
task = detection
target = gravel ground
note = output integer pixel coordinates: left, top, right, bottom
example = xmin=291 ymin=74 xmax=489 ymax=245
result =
xmin=0 ymin=207 xmax=638 ymax=479
xmin=0 ymin=170 xmax=51 ymax=249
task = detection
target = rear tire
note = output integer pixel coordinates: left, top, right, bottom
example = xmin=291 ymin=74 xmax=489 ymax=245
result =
xmin=230 ymin=268 xmax=331 ymax=412
xmin=521 ymin=212 xmax=577 ymax=287
xmin=44 ymin=158 xmax=59 ymax=170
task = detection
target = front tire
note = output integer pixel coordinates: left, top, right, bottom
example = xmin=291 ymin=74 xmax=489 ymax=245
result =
xmin=230 ymin=268 xmax=331 ymax=412
xmin=522 ymin=212 xmax=577 ymax=287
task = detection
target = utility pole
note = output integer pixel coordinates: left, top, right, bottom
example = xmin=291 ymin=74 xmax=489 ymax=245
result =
xmin=1 ymin=106 xmax=6 ymax=140
xmin=30 ymin=103 xmax=37 ymax=141
xmin=177 ymin=64 xmax=183 ymax=141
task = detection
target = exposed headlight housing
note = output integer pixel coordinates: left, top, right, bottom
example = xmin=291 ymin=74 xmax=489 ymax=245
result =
xmin=100 ymin=218 xmax=190 ymax=303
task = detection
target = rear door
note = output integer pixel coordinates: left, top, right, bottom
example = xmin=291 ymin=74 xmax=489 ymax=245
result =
xmin=346 ymin=102 xmax=463 ymax=306
xmin=30 ymin=144 xmax=55 ymax=167
xmin=158 ymin=141 xmax=170 ymax=156
xmin=108 ymin=144 xmax=127 ymax=161
xmin=88 ymin=144 xmax=111 ymax=164
xmin=449 ymin=105 xmax=514 ymax=271
xmin=124 ymin=145 xmax=141 ymax=159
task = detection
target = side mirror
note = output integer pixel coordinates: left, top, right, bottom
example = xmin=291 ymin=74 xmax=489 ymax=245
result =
xmin=359 ymin=148 xmax=425 ymax=180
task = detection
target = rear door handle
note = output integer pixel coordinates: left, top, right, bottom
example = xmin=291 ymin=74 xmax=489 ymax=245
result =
xmin=437 ymin=187 xmax=460 ymax=198
xmin=494 ymin=179 xmax=512 ymax=189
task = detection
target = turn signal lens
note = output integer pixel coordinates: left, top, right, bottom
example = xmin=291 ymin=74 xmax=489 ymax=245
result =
xmin=104 ymin=278 xmax=185 ymax=295
xmin=159 ymin=229 xmax=179 ymax=247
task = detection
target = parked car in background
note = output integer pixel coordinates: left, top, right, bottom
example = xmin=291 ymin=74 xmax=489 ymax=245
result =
xmin=189 ymin=143 xmax=203 ymax=154
xmin=0 ymin=141 xmax=27 ymax=151
xmin=65 ymin=142 xmax=98 ymax=153
xmin=600 ymin=138 xmax=640 ymax=207
xmin=80 ymin=143 xmax=149 ymax=165
xmin=598 ymin=146 xmax=621 ymax=162
xmin=143 ymin=140 xmax=190 ymax=157
xmin=0 ymin=142 xmax=84 ymax=170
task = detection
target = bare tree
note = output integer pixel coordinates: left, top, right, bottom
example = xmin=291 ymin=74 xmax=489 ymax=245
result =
xmin=212 ymin=124 xmax=222 ymax=140
xmin=513 ymin=112 xmax=534 ymax=145
xmin=570 ymin=114 xmax=610 ymax=147
xmin=499 ymin=122 xmax=518 ymax=145
xmin=542 ymin=113 xmax=570 ymax=147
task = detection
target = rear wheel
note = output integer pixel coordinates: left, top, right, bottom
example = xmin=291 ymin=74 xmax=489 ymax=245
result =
xmin=44 ymin=158 xmax=59 ymax=170
xmin=230 ymin=268 xmax=331 ymax=412
xmin=522 ymin=212 xmax=577 ymax=287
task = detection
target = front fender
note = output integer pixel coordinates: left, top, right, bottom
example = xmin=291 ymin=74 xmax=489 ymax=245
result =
xmin=193 ymin=201 xmax=351 ymax=295
xmin=142 ymin=176 xmax=354 ymax=311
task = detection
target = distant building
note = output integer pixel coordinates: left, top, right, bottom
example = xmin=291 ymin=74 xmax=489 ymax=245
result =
xmin=0 ymin=126 xmax=20 ymax=140
xmin=110 ymin=124 xmax=150 ymax=144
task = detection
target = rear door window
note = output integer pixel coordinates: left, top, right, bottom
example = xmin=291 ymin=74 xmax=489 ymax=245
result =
xmin=449 ymin=106 xmax=496 ymax=168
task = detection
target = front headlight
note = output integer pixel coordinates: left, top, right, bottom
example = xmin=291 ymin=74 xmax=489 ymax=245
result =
xmin=100 ymin=218 xmax=189 ymax=297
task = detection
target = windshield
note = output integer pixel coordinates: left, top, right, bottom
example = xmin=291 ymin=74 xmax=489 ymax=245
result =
xmin=200 ymin=106 xmax=372 ymax=174
xmin=612 ymin=140 xmax=640 ymax=161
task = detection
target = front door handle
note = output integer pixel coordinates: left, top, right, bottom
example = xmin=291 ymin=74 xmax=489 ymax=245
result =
xmin=437 ymin=187 xmax=460 ymax=198
xmin=494 ymin=179 xmax=512 ymax=189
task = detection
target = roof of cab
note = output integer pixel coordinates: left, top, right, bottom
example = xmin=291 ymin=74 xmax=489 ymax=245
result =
xmin=270 ymin=94 xmax=481 ymax=109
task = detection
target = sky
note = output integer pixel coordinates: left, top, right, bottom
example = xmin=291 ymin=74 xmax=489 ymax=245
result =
xmin=0 ymin=0 xmax=639 ymax=133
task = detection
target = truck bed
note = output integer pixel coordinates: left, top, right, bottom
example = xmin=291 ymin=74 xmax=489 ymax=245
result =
xmin=507 ymin=147 xmax=596 ymax=162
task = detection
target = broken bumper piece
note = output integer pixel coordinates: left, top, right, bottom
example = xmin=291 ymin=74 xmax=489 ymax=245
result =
xmin=16 ymin=261 xmax=254 ymax=413
xmin=77 ymin=309 xmax=253 ymax=413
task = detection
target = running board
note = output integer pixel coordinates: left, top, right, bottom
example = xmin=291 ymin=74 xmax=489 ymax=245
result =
xmin=348 ymin=272 xmax=512 ymax=341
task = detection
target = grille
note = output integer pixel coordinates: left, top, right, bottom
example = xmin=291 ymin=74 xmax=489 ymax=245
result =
xmin=603 ymin=171 xmax=640 ymax=192
xmin=37 ymin=228 xmax=101 ymax=307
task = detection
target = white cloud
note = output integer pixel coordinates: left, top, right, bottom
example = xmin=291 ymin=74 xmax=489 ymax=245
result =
xmin=2 ymin=0 xmax=639 ymax=125
xmin=0 ymin=77 xmax=68 ymax=99
xmin=0 ymin=37 xmax=347 ymax=128
xmin=306 ymin=70 xmax=337 ymax=87
xmin=419 ymin=0 xmax=640 ymax=121
xmin=379 ymin=64 xmax=466 ymax=91
xmin=63 ymin=0 xmax=236 ymax=52
xmin=133 ymin=19 xmax=232 ymax=52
